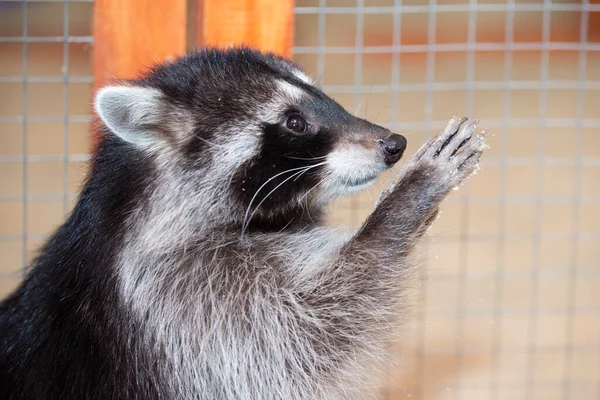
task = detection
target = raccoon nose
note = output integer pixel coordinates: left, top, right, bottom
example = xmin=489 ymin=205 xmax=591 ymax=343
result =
xmin=377 ymin=134 xmax=407 ymax=165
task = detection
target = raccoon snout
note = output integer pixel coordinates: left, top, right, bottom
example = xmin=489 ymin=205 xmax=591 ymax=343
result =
xmin=376 ymin=134 xmax=407 ymax=165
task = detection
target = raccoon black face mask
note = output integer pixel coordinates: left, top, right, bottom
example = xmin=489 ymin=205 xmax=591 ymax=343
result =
xmin=0 ymin=48 xmax=487 ymax=400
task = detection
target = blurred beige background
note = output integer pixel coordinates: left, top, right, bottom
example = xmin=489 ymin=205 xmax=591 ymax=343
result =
xmin=1 ymin=1 xmax=599 ymax=399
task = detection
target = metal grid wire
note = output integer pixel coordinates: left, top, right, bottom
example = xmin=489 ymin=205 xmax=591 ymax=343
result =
xmin=293 ymin=0 xmax=599 ymax=399
xmin=0 ymin=0 xmax=94 ymax=282
xmin=0 ymin=1 xmax=598 ymax=399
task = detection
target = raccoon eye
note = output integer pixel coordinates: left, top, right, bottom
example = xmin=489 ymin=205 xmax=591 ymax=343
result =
xmin=286 ymin=114 xmax=307 ymax=133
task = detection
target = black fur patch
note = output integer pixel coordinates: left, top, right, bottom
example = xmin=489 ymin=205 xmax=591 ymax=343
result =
xmin=0 ymin=134 xmax=164 ymax=399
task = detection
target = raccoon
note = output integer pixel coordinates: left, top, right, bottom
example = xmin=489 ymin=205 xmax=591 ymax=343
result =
xmin=0 ymin=48 xmax=487 ymax=400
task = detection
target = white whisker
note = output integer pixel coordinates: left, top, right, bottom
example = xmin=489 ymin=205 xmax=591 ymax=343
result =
xmin=293 ymin=164 xmax=319 ymax=182
xmin=298 ymin=179 xmax=324 ymax=205
xmin=284 ymin=155 xmax=328 ymax=161
xmin=242 ymin=163 xmax=325 ymax=234
xmin=241 ymin=163 xmax=325 ymax=235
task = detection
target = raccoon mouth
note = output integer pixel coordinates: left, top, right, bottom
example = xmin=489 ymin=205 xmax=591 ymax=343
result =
xmin=347 ymin=174 xmax=379 ymax=187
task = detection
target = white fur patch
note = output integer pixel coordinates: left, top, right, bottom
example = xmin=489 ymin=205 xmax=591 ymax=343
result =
xmin=254 ymin=81 xmax=307 ymax=125
xmin=276 ymin=80 xmax=306 ymax=102
xmin=220 ymin=127 xmax=261 ymax=168
xmin=292 ymin=69 xmax=313 ymax=85
xmin=328 ymin=146 xmax=385 ymax=184
xmin=314 ymin=145 xmax=387 ymax=203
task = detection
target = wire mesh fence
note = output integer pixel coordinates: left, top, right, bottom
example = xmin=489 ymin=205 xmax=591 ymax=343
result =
xmin=0 ymin=0 xmax=598 ymax=399
xmin=294 ymin=1 xmax=599 ymax=399
xmin=0 ymin=0 xmax=93 ymax=289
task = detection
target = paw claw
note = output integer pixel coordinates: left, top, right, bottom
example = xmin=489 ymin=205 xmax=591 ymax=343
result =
xmin=403 ymin=116 xmax=489 ymax=198
xmin=441 ymin=118 xmax=479 ymax=159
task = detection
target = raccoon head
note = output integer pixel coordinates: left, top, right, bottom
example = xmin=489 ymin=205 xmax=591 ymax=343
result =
xmin=94 ymin=48 xmax=407 ymax=233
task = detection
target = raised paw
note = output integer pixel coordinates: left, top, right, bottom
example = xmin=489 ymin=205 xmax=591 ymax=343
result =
xmin=406 ymin=116 xmax=488 ymax=196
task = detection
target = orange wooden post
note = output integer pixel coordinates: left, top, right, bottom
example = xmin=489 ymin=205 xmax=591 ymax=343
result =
xmin=92 ymin=0 xmax=187 ymax=147
xmin=93 ymin=0 xmax=187 ymax=87
xmin=199 ymin=0 xmax=295 ymax=58
xmin=92 ymin=0 xmax=293 ymax=145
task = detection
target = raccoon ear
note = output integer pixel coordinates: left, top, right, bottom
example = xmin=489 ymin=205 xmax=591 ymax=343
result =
xmin=94 ymin=86 xmax=166 ymax=148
